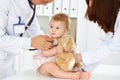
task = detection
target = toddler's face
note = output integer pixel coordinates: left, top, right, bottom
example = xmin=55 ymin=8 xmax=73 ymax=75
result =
xmin=49 ymin=21 xmax=67 ymax=39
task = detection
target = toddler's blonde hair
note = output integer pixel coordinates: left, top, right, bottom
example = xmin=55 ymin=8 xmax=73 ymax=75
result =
xmin=50 ymin=13 xmax=71 ymax=31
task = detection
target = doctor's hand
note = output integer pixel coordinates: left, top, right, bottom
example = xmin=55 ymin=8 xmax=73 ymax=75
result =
xmin=31 ymin=35 xmax=54 ymax=50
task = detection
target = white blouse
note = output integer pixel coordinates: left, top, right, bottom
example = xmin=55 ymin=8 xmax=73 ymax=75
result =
xmin=82 ymin=10 xmax=120 ymax=71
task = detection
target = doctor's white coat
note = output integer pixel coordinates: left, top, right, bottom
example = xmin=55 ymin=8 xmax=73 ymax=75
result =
xmin=0 ymin=0 xmax=44 ymax=79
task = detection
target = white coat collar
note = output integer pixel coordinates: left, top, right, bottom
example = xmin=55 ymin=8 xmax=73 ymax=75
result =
xmin=114 ymin=9 xmax=120 ymax=32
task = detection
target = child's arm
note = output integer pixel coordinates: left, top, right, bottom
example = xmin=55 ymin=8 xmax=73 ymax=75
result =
xmin=41 ymin=46 xmax=63 ymax=57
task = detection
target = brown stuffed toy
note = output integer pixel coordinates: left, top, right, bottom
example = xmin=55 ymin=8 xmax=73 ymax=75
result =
xmin=55 ymin=35 xmax=82 ymax=71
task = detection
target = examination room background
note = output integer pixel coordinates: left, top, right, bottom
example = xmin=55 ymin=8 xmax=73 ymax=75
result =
xmin=14 ymin=0 xmax=120 ymax=74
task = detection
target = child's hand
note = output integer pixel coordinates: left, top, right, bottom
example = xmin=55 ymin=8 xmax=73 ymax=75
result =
xmin=55 ymin=46 xmax=63 ymax=53
xmin=80 ymin=71 xmax=91 ymax=80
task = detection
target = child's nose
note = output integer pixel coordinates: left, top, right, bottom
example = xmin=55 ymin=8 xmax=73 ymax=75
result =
xmin=52 ymin=28 xmax=56 ymax=32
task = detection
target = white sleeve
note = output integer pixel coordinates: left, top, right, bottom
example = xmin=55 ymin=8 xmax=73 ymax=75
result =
xmin=0 ymin=35 xmax=31 ymax=54
xmin=82 ymin=11 xmax=120 ymax=71
xmin=26 ymin=16 xmax=45 ymax=38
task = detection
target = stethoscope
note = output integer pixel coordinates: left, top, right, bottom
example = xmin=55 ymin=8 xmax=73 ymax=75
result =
xmin=20 ymin=0 xmax=36 ymax=37
xmin=20 ymin=0 xmax=37 ymax=51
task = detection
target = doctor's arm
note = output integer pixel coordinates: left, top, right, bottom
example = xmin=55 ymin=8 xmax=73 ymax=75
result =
xmin=0 ymin=16 xmax=53 ymax=55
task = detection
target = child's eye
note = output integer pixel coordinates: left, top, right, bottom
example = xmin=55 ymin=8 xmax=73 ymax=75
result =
xmin=56 ymin=27 xmax=59 ymax=29
xmin=50 ymin=26 xmax=53 ymax=28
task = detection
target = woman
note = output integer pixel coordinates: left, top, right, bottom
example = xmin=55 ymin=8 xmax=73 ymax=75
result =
xmin=0 ymin=0 xmax=53 ymax=79
xmin=77 ymin=0 xmax=120 ymax=72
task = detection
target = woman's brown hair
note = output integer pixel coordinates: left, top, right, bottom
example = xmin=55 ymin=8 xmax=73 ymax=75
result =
xmin=85 ymin=0 xmax=120 ymax=33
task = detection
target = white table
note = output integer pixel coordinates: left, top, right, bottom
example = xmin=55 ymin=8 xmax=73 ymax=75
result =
xmin=91 ymin=65 xmax=120 ymax=80
xmin=2 ymin=65 xmax=120 ymax=80
xmin=2 ymin=69 xmax=72 ymax=80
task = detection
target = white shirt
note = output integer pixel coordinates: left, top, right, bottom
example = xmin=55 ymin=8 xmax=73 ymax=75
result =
xmin=0 ymin=0 xmax=44 ymax=79
xmin=82 ymin=10 xmax=120 ymax=71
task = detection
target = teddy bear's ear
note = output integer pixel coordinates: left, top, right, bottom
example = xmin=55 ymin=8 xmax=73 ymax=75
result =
xmin=64 ymin=36 xmax=76 ymax=52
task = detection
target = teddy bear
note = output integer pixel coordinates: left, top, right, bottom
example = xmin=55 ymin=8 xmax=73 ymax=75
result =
xmin=55 ymin=35 xmax=82 ymax=71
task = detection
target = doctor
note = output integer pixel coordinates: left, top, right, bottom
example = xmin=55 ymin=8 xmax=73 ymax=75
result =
xmin=0 ymin=0 xmax=53 ymax=79
xmin=75 ymin=0 xmax=120 ymax=72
